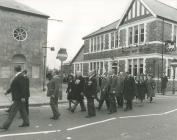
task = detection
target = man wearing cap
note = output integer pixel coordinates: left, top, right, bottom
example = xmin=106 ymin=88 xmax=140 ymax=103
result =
xmin=123 ymin=72 xmax=136 ymax=111
xmin=0 ymin=65 xmax=29 ymax=131
xmin=71 ymin=71 xmax=86 ymax=112
xmin=84 ymin=71 xmax=97 ymax=118
xmin=108 ymin=70 xmax=117 ymax=114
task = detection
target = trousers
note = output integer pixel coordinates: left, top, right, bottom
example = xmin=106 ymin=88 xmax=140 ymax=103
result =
xmin=3 ymin=100 xmax=29 ymax=129
xmin=50 ymin=97 xmax=60 ymax=118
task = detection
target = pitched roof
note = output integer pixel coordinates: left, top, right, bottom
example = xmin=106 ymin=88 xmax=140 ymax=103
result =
xmin=70 ymin=45 xmax=85 ymax=64
xmin=0 ymin=0 xmax=49 ymax=18
xmin=83 ymin=20 xmax=120 ymax=39
xmin=143 ymin=0 xmax=177 ymax=22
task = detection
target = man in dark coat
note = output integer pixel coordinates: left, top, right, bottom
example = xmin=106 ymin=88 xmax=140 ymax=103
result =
xmin=22 ymin=70 xmax=30 ymax=115
xmin=161 ymin=73 xmax=168 ymax=95
xmin=108 ymin=70 xmax=117 ymax=114
xmin=116 ymin=72 xmax=124 ymax=108
xmin=123 ymin=72 xmax=136 ymax=111
xmin=84 ymin=71 xmax=97 ymax=118
xmin=71 ymin=71 xmax=86 ymax=112
xmin=97 ymin=73 xmax=110 ymax=111
xmin=0 ymin=65 xmax=29 ymax=131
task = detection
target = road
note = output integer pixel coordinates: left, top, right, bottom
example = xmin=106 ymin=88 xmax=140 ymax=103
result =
xmin=0 ymin=95 xmax=177 ymax=140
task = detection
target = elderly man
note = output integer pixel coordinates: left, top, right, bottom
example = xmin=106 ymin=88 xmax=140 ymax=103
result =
xmin=0 ymin=66 xmax=29 ymax=131
xmin=71 ymin=71 xmax=86 ymax=113
xmin=46 ymin=70 xmax=61 ymax=120
xmin=84 ymin=71 xmax=97 ymax=118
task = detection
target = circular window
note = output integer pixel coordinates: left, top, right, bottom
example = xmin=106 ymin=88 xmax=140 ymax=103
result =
xmin=13 ymin=28 xmax=27 ymax=41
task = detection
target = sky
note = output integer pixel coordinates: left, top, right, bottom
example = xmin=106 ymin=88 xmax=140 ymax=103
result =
xmin=16 ymin=0 xmax=177 ymax=69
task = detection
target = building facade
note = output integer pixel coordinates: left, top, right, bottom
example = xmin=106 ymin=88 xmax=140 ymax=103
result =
xmin=0 ymin=0 xmax=49 ymax=90
xmin=72 ymin=0 xmax=177 ymax=90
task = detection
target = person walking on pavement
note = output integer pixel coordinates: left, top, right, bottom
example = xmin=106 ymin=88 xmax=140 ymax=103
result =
xmin=116 ymin=72 xmax=124 ymax=108
xmin=0 ymin=65 xmax=29 ymax=131
xmin=66 ymin=74 xmax=75 ymax=110
xmin=71 ymin=71 xmax=86 ymax=113
xmin=46 ymin=70 xmax=61 ymax=120
xmin=123 ymin=72 xmax=136 ymax=111
xmin=97 ymin=72 xmax=110 ymax=111
xmin=161 ymin=73 xmax=168 ymax=95
xmin=84 ymin=71 xmax=97 ymax=118
xmin=146 ymin=74 xmax=156 ymax=103
xmin=22 ymin=70 xmax=30 ymax=115
xmin=108 ymin=70 xmax=117 ymax=114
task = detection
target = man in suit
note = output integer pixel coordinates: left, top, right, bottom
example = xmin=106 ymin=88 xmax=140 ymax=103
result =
xmin=22 ymin=70 xmax=30 ymax=115
xmin=0 ymin=65 xmax=29 ymax=131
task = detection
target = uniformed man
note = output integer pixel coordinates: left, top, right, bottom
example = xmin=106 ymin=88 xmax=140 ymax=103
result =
xmin=84 ymin=71 xmax=97 ymax=118
xmin=116 ymin=72 xmax=124 ymax=108
xmin=97 ymin=72 xmax=110 ymax=111
xmin=108 ymin=70 xmax=117 ymax=114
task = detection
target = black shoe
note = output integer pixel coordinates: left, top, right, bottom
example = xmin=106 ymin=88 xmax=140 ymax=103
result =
xmin=18 ymin=124 xmax=29 ymax=127
xmin=0 ymin=126 xmax=8 ymax=132
xmin=70 ymin=109 xmax=75 ymax=113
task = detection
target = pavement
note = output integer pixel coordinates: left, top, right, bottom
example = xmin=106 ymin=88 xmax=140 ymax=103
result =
xmin=0 ymin=84 xmax=68 ymax=109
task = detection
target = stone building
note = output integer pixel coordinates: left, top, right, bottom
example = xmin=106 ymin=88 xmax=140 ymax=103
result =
xmin=0 ymin=0 xmax=49 ymax=90
xmin=72 ymin=0 xmax=177 ymax=90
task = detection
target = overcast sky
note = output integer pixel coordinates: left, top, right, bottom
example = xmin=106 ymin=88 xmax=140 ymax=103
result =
xmin=16 ymin=0 xmax=177 ymax=69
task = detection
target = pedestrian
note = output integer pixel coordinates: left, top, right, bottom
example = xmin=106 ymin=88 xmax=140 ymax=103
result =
xmin=71 ymin=71 xmax=86 ymax=113
xmin=46 ymin=70 xmax=61 ymax=120
xmin=146 ymin=74 xmax=156 ymax=103
xmin=161 ymin=73 xmax=168 ymax=95
xmin=0 ymin=65 xmax=29 ymax=131
xmin=66 ymin=74 xmax=75 ymax=110
xmin=22 ymin=70 xmax=30 ymax=115
xmin=84 ymin=71 xmax=97 ymax=118
xmin=136 ymin=74 xmax=147 ymax=104
xmin=115 ymin=72 xmax=124 ymax=108
xmin=97 ymin=72 xmax=110 ymax=111
xmin=107 ymin=70 xmax=117 ymax=114
xmin=122 ymin=72 xmax=136 ymax=111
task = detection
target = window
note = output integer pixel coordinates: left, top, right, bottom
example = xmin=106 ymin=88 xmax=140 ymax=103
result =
xmin=97 ymin=36 xmax=100 ymax=51
xmin=90 ymin=62 xmax=93 ymax=71
xmin=140 ymin=24 xmax=144 ymax=43
xmin=134 ymin=26 xmax=138 ymax=44
xmin=105 ymin=34 xmax=109 ymax=49
xmin=13 ymin=27 xmax=27 ymax=41
xmin=139 ymin=59 xmax=143 ymax=74
xmin=128 ymin=60 xmax=132 ymax=75
xmin=133 ymin=59 xmax=137 ymax=76
xmin=129 ymin=27 xmax=133 ymax=45
xmin=174 ymin=25 xmax=177 ymax=45
xmin=115 ymin=31 xmax=118 ymax=48
xmin=100 ymin=62 xmax=103 ymax=75
xmin=167 ymin=66 xmax=171 ymax=78
xmin=91 ymin=38 xmax=94 ymax=52
xmin=94 ymin=37 xmax=96 ymax=52
xmin=111 ymin=32 xmax=115 ymax=49
xmin=94 ymin=62 xmax=96 ymax=70
xmin=101 ymin=35 xmax=104 ymax=50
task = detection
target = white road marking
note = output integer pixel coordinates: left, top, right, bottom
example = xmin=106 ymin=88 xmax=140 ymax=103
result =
xmin=0 ymin=130 xmax=61 ymax=138
xmin=67 ymin=118 xmax=116 ymax=131
xmin=48 ymin=124 xmax=53 ymax=127
xmin=119 ymin=108 xmax=177 ymax=119
xmin=66 ymin=137 xmax=72 ymax=139
xmin=0 ymin=108 xmax=7 ymax=111
xmin=35 ymin=125 xmax=40 ymax=128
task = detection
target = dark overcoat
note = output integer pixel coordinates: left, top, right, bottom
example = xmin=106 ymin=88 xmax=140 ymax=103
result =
xmin=66 ymin=79 xmax=75 ymax=100
xmin=123 ymin=76 xmax=136 ymax=100
xmin=84 ymin=76 xmax=97 ymax=98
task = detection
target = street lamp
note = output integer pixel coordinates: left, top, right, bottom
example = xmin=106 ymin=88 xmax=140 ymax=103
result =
xmin=56 ymin=48 xmax=68 ymax=99
xmin=170 ymin=59 xmax=177 ymax=94
xmin=42 ymin=46 xmax=55 ymax=91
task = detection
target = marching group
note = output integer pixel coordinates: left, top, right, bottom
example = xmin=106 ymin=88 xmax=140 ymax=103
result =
xmin=65 ymin=70 xmax=157 ymax=118
xmin=0 ymin=65 xmax=168 ymax=131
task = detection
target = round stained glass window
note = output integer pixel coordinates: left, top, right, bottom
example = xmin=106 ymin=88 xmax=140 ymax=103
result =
xmin=13 ymin=28 xmax=27 ymax=41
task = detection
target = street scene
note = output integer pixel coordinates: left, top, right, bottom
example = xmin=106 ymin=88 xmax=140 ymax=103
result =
xmin=0 ymin=0 xmax=177 ymax=139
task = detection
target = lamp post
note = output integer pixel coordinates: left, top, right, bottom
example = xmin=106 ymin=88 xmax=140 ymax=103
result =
xmin=42 ymin=46 xmax=55 ymax=91
xmin=56 ymin=48 xmax=68 ymax=99
xmin=170 ymin=59 xmax=177 ymax=94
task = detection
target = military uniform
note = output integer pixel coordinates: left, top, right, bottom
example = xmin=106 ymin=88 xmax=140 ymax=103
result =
xmin=108 ymin=74 xmax=117 ymax=114
xmin=84 ymin=75 xmax=97 ymax=117
xmin=98 ymin=75 xmax=110 ymax=110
